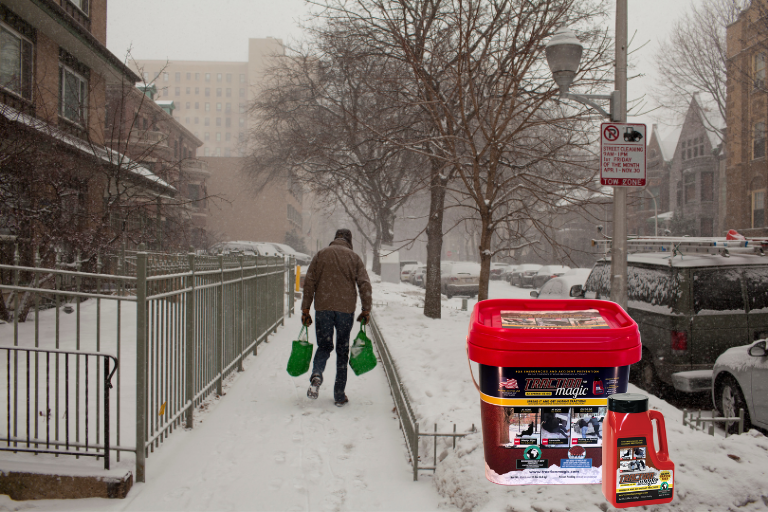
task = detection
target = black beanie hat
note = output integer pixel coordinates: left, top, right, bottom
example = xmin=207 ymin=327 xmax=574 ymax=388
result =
xmin=334 ymin=229 xmax=353 ymax=245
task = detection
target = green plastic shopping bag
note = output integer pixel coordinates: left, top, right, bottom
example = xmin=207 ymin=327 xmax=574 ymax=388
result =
xmin=349 ymin=323 xmax=377 ymax=376
xmin=286 ymin=326 xmax=313 ymax=377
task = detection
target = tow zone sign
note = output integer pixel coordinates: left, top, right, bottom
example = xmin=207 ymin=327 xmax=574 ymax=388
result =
xmin=600 ymin=123 xmax=646 ymax=187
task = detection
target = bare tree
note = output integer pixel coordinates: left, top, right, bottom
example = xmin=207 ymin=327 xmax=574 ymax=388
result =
xmin=653 ymin=0 xmax=746 ymax=139
xmin=313 ymin=0 xmax=613 ymax=304
xmin=246 ymin=34 xmax=425 ymax=274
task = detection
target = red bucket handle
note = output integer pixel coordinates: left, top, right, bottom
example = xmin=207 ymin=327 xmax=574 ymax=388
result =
xmin=466 ymin=345 xmax=482 ymax=394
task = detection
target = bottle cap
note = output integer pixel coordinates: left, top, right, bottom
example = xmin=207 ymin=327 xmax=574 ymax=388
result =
xmin=608 ymin=393 xmax=649 ymax=413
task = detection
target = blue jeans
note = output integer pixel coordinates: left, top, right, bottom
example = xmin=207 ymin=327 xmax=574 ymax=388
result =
xmin=581 ymin=426 xmax=588 ymax=438
xmin=311 ymin=310 xmax=354 ymax=401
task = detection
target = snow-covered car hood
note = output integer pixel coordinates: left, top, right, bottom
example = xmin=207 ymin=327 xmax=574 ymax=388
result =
xmin=714 ymin=341 xmax=767 ymax=374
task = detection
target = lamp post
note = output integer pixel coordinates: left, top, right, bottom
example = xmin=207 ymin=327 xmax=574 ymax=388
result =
xmin=545 ymin=0 xmax=629 ymax=309
xmin=642 ymin=188 xmax=658 ymax=236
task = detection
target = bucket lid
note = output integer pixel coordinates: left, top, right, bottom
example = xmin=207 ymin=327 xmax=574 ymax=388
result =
xmin=608 ymin=393 xmax=649 ymax=413
xmin=467 ymin=299 xmax=641 ymax=367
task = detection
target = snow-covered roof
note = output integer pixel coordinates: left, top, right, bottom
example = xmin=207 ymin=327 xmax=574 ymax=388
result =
xmin=155 ymin=100 xmax=174 ymax=106
xmin=652 ymin=124 xmax=681 ymax=162
xmin=694 ymin=94 xmax=725 ymax=148
xmin=654 ymin=211 xmax=675 ymax=221
xmin=0 ymin=103 xmax=175 ymax=193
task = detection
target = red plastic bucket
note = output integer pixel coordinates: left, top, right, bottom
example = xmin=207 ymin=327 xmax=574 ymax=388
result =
xmin=467 ymin=299 xmax=641 ymax=486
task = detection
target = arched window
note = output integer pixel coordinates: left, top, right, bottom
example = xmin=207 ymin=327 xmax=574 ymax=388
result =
xmin=751 ymin=177 xmax=766 ymax=228
xmin=754 ymin=122 xmax=766 ymax=159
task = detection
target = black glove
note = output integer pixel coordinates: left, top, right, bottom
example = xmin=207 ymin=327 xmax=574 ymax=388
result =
xmin=356 ymin=310 xmax=370 ymax=325
xmin=302 ymin=309 xmax=312 ymax=327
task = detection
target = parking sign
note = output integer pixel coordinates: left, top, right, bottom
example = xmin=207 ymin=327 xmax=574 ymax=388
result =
xmin=600 ymin=123 xmax=646 ymax=187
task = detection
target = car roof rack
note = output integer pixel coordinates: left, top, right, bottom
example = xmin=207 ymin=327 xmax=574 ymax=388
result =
xmin=591 ymin=236 xmax=768 ymax=257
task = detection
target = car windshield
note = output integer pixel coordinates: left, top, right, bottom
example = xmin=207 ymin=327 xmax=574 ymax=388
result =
xmin=450 ymin=263 xmax=480 ymax=275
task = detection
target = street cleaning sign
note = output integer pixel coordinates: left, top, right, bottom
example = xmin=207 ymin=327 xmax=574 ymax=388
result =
xmin=600 ymin=123 xmax=646 ymax=187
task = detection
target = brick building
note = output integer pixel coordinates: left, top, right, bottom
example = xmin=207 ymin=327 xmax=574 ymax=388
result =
xmin=105 ymin=83 xmax=210 ymax=248
xmin=726 ymin=1 xmax=768 ymax=236
xmin=0 ymin=0 xmax=174 ymax=262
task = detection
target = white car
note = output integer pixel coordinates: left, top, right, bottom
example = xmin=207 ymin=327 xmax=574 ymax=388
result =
xmin=440 ymin=262 xmax=480 ymax=298
xmin=712 ymin=339 xmax=768 ymax=432
xmin=401 ymin=263 xmax=420 ymax=282
xmin=530 ymin=268 xmax=592 ymax=299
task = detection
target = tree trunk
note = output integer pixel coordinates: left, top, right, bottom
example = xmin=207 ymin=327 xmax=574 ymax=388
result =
xmin=372 ymin=238 xmax=381 ymax=276
xmin=478 ymin=217 xmax=493 ymax=302
xmin=380 ymin=209 xmax=395 ymax=246
xmin=424 ymin=158 xmax=447 ymax=319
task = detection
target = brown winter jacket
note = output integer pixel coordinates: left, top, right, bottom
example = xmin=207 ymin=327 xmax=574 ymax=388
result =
xmin=301 ymin=239 xmax=372 ymax=314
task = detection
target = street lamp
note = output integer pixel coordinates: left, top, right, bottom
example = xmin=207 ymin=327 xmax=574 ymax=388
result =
xmin=642 ymin=188 xmax=658 ymax=236
xmin=545 ymin=1 xmax=629 ymax=310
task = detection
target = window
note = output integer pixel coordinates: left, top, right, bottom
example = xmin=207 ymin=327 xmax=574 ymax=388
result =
xmin=186 ymin=87 xmax=191 ymax=94
xmin=681 ymin=143 xmax=686 ymax=161
xmin=226 ymin=73 xmax=232 ymax=82
xmin=205 ymin=73 xmax=211 ymax=81
xmin=205 ymin=102 xmax=210 ymax=111
xmin=216 ymin=88 xmax=222 ymax=97
xmin=701 ymin=172 xmax=714 ymax=201
xmin=700 ymin=218 xmax=713 ymax=237
xmin=217 ymin=73 xmax=222 ymax=82
xmin=59 ymin=64 xmax=88 ymax=125
xmin=240 ymin=88 xmax=245 ymax=97
xmin=185 ymin=101 xmax=190 ymax=109
xmin=754 ymin=122 xmax=766 ymax=159
xmin=693 ymin=268 xmax=745 ymax=314
xmin=627 ymin=266 xmax=678 ymax=308
xmin=175 ymin=72 xmax=180 ymax=81
xmin=194 ymin=117 xmax=199 ymax=124
xmin=142 ymin=71 xmax=149 ymax=82
xmin=226 ymin=88 xmax=231 ymax=97
xmin=240 ymin=74 xmax=245 ymax=83
xmin=684 ymin=173 xmax=696 ymax=204
xmin=676 ymin=180 xmax=682 ymax=207
xmin=204 ymin=147 xmax=211 ymax=156
xmin=216 ymin=102 xmax=222 ymax=111
xmin=205 ymin=87 xmax=210 ymax=96
xmin=175 ymin=87 xmax=180 ymax=95
xmin=239 ymin=103 xmax=246 ymax=114
xmin=204 ymin=132 xmax=209 ymax=141
xmin=584 ymin=261 xmax=611 ymax=299
xmin=216 ymin=117 xmax=221 ymax=126
xmin=225 ymin=117 xmax=231 ymax=128
xmin=225 ymin=148 xmax=231 ymax=157
xmin=753 ymin=189 xmax=766 ymax=228
xmin=204 ymin=118 xmax=210 ymax=126
xmin=216 ymin=132 xmax=221 ymax=141
xmin=186 ymin=72 xmax=191 ymax=80
xmin=195 ymin=87 xmax=199 ymax=95
xmin=745 ymin=268 xmax=768 ymax=312
xmin=693 ymin=146 xmax=698 ymax=158
xmin=226 ymin=132 xmax=231 ymax=141
xmin=195 ymin=102 xmax=199 ymax=109
xmin=755 ymin=52 xmax=766 ymax=88
xmin=163 ymin=72 xmax=168 ymax=81
xmin=195 ymin=73 xmax=200 ymax=80
xmin=0 ymin=24 xmax=33 ymax=100
xmin=215 ymin=147 xmax=221 ymax=156
xmin=185 ymin=117 xmax=190 ymax=124
xmin=225 ymin=103 xmax=231 ymax=112
xmin=239 ymin=117 xmax=245 ymax=126
xmin=687 ymin=148 xmax=692 ymax=159
xmin=69 ymin=0 xmax=89 ymax=14
xmin=188 ymin=183 xmax=200 ymax=203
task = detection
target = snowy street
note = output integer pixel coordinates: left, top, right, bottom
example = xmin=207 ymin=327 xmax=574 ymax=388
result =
xmin=0 ymin=313 xmax=444 ymax=511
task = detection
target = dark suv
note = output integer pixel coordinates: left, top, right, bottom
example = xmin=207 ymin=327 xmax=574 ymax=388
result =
xmin=583 ymin=253 xmax=768 ymax=394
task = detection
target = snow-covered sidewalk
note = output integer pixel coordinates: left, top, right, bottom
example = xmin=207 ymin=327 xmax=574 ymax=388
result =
xmin=373 ymin=279 xmax=768 ymax=512
xmin=0 ymin=313 xmax=444 ymax=511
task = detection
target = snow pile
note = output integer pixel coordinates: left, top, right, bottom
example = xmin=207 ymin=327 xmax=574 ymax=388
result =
xmin=373 ymin=280 xmax=768 ymax=511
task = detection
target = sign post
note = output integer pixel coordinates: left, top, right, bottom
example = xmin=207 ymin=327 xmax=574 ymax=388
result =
xmin=600 ymin=123 xmax=646 ymax=187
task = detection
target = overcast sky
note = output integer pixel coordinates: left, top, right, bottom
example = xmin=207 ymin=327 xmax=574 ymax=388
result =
xmin=107 ymin=0 xmax=704 ymax=136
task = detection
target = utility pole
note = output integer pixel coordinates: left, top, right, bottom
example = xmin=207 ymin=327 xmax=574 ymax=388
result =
xmin=610 ymin=0 xmax=629 ymax=310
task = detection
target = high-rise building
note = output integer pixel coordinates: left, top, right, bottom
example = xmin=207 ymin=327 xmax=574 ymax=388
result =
xmin=135 ymin=38 xmax=284 ymax=158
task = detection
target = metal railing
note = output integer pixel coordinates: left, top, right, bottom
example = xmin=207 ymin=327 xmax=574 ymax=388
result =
xmin=682 ymin=408 xmax=745 ymax=437
xmin=0 ymin=346 xmax=117 ymax=469
xmin=368 ymin=314 xmax=473 ymax=481
xmin=0 ymin=249 xmax=293 ymax=482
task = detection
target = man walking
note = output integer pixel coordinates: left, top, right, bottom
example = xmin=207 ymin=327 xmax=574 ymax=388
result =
xmin=301 ymin=229 xmax=372 ymax=406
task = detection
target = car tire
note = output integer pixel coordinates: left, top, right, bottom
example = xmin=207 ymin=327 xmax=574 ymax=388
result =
xmin=717 ymin=376 xmax=751 ymax=434
xmin=446 ymin=292 xmax=453 ymax=299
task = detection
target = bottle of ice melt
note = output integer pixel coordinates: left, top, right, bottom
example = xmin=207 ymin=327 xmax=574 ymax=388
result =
xmin=602 ymin=393 xmax=674 ymax=508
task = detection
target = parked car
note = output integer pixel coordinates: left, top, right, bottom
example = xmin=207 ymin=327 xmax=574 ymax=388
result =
xmin=400 ymin=260 xmax=420 ymax=270
xmin=209 ymin=241 xmax=280 ymax=257
xmin=530 ymin=269 xmax=591 ymax=299
xmin=583 ymin=253 xmax=768 ymax=395
xmin=509 ymin=264 xmax=542 ymax=287
xmin=500 ymin=265 xmax=519 ymax=283
xmin=532 ymin=265 xmax=572 ymax=289
xmin=270 ymin=242 xmax=311 ymax=266
xmin=401 ymin=263 xmax=420 ymax=282
xmin=440 ymin=262 xmax=480 ymax=298
xmin=409 ymin=265 xmax=427 ymax=287
xmin=712 ymin=339 xmax=768 ymax=432
xmin=490 ymin=263 xmax=511 ymax=280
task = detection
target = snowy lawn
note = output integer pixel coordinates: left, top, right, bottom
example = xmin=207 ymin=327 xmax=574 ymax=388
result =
xmin=373 ymin=279 xmax=768 ymax=512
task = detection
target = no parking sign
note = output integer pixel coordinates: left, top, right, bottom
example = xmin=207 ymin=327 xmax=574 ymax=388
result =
xmin=600 ymin=123 xmax=646 ymax=187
